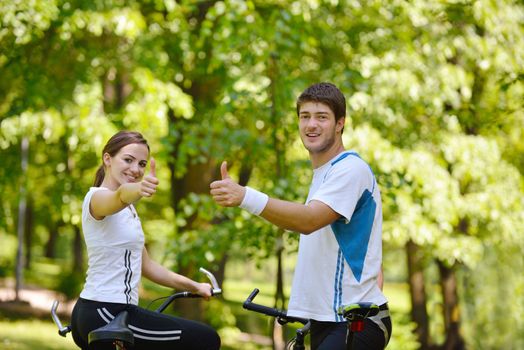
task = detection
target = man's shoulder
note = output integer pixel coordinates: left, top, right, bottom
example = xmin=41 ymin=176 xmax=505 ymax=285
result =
xmin=329 ymin=152 xmax=371 ymax=173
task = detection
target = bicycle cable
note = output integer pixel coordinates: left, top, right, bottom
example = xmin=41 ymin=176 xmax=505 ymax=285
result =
xmin=145 ymin=295 xmax=171 ymax=310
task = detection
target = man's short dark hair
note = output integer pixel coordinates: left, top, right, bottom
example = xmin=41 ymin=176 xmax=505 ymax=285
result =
xmin=296 ymin=82 xmax=346 ymax=121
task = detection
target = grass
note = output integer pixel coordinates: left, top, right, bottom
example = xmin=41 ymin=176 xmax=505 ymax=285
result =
xmin=0 ymin=318 xmax=77 ymax=350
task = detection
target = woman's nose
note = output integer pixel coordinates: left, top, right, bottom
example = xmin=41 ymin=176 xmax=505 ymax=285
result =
xmin=130 ymin=163 xmax=141 ymax=174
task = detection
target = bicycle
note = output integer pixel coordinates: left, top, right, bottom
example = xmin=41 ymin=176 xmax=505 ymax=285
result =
xmin=243 ymin=288 xmax=310 ymax=350
xmin=51 ymin=267 xmax=222 ymax=350
xmin=243 ymin=288 xmax=381 ymax=350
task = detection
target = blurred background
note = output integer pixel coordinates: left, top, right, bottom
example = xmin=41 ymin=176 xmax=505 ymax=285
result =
xmin=0 ymin=0 xmax=523 ymax=349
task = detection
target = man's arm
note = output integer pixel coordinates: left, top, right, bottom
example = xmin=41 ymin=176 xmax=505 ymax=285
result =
xmin=209 ymin=161 xmax=340 ymax=234
xmin=260 ymin=198 xmax=339 ymax=234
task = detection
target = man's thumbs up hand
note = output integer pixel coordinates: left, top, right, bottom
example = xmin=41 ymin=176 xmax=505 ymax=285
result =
xmin=210 ymin=160 xmax=245 ymax=207
xmin=220 ymin=161 xmax=230 ymax=180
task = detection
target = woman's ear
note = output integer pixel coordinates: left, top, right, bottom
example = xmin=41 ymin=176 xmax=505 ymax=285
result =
xmin=103 ymin=153 xmax=111 ymax=167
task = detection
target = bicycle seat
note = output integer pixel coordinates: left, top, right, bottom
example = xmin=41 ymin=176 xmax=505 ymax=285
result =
xmin=337 ymin=302 xmax=379 ymax=321
xmin=88 ymin=310 xmax=134 ymax=347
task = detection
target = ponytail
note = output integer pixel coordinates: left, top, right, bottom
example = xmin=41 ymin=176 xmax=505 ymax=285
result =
xmin=93 ymin=165 xmax=105 ymax=187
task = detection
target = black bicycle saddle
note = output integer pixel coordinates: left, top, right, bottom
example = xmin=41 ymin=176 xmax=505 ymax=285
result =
xmin=337 ymin=302 xmax=380 ymax=321
xmin=88 ymin=310 xmax=134 ymax=347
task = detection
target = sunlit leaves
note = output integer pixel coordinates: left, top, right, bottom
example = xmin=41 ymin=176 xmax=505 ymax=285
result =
xmin=0 ymin=1 xmax=522 ymax=345
xmin=0 ymin=0 xmax=60 ymax=45
xmin=125 ymin=67 xmax=193 ymax=133
xmin=59 ymin=7 xmax=146 ymax=41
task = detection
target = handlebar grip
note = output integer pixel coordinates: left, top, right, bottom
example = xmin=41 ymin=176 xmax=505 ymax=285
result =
xmin=243 ymin=288 xmax=309 ymax=325
xmin=246 ymin=288 xmax=260 ymax=302
xmin=243 ymin=300 xmax=287 ymax=318
xmin=243 ymin=289 xmax=287 ymax=318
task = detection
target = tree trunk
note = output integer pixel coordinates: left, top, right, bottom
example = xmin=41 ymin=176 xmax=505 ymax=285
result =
xmin=272 ymin=234 xmax=286 ymax=350
xmin=406 ymin=240 xmax=430 ymax=349
xmin=167 ymin=117 xmax=217 ymax=321
xmin=72 ymin=225 xmax=84 ymax=273
xmin=23 ymin=196 xmax=34 ymax=269
xmin=437 ymin=260 xmax=465 ymax=350
xmin=267 ymin=51 xmax=287 ymax=350
xmin=45 ymin=221 xmax=60 ymax=258
xmin=15 ymin=137 xmax=29 ymax=301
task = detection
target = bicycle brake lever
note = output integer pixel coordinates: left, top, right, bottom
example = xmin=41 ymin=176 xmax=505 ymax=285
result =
xmin=199 ymin=267 xmax=222 ymax=295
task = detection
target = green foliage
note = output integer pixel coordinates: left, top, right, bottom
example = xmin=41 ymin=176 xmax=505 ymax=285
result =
xmin=55 ymin=270 xmax=84 ymax=301
xmin=0 ymin=234 xmax=17 ymax=277
xmin=387 ymin=314 xmax=420 ymax=350
xmin=0 ymin=0 xmax=523 ymax=348
xmin=460 ymin=243 xmax=524 ymax=349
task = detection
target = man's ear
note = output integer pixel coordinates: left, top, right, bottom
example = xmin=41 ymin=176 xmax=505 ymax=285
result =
xmin=336 ymin=116 xmax=345 ymax=133
xmin=103 ymin=153 xmax=111 ymax=167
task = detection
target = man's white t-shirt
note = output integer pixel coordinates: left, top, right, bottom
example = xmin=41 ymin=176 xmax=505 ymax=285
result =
xmin=80 ymin=187 xmax=145 ymax=305
xmin=287 ymin=151 xmax=387 ymax=322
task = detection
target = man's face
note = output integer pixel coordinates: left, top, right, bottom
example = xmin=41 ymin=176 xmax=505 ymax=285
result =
xmin=104 ymin=143 xmax=149 ymax=188
xmin=298 ymin=101 xmax=344 ymax=155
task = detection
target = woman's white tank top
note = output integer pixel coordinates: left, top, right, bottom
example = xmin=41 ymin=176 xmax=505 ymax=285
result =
xmin=79 ymin=187 xmax=144 ymax=305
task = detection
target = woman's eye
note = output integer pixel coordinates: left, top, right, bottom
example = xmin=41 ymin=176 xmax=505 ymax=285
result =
xmin=125 ymin=158 xmax=132 ymax=163
xmin=139 ymin=162 xmax=147 ymax=168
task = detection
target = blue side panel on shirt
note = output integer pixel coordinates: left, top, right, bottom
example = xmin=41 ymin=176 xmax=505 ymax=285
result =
xmin=331 ymin=189 xmax=376 ymax=282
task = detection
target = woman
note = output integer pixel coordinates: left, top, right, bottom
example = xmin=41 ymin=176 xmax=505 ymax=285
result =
xmin=71 ymin=131 xmax=220 ymax=349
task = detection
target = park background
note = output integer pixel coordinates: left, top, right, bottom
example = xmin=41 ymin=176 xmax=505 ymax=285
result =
xmin=0 ymin=0 xmax=523 ymax=349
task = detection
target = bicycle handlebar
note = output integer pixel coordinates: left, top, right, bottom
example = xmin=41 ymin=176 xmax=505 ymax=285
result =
xmin=51 ymin=300 xmax=71 ymax=337
xmin=243 ymin=288 xmax=309 ymax=325
xmin=154 ymin=267 xmax=222 ymax=313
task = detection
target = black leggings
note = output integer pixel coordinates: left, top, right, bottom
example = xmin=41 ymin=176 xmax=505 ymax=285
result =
xmin=71 ymin=298 xmax=220 ymax=350
xmin=310 ymin=316 xmax=392 ymax=350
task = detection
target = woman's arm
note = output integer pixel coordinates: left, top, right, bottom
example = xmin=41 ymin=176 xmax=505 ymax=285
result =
xmin=90 ymin=172 xmax=158 ymax=219
xmin=141 ymin=248 xmax=212 ymax=299
xmin=90 ymin=183 xmax=142 ymax=219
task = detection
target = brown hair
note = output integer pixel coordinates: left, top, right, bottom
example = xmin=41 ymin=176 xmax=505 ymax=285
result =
xmin=296 ymin=82 xmax=346 ymax=122
xmin=93 ymin=131 xmax=150 ymax=187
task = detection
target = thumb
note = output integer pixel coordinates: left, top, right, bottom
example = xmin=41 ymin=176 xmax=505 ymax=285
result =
xmin=149 ymin=157 xmax=156 ymax=177
xmin=220 ymin=161 xmax=230 ymax=180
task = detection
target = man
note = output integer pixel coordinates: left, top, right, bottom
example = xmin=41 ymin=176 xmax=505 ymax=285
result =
xmin=210 ymin=82 xmax=391 ymax=349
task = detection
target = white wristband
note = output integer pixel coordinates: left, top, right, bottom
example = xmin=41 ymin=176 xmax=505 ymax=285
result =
xmin=240 ymin=186 xmax=269 ymax=216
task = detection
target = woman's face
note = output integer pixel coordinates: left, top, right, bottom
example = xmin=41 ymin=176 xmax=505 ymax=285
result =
xmin=103 ymin=143 xmax=149 ymax=189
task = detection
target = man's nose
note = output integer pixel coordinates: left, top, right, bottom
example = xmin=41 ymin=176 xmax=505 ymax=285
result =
xmin=305 ymin=118 xmax=318 ymax=129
